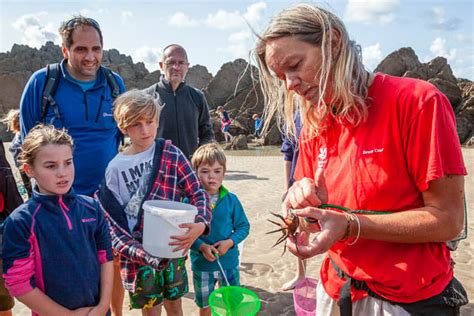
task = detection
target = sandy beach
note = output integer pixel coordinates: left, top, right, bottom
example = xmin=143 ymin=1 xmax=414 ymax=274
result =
xmin=4 ymin=144 xmax=474 ymax=316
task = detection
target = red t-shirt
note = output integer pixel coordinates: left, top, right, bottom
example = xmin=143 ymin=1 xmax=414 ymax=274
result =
xmin=294 ymin=73 xmax=466 ymax=303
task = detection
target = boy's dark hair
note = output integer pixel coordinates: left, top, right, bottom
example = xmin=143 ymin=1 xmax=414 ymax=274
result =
xmin=191 ymin=143 xmax=227 ymax=172
xmin=59 ymin=15 xmax=103 ymax=48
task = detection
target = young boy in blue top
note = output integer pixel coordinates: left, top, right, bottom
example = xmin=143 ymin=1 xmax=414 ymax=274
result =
xmin=190 ymin=143 xmax=250 ymax=316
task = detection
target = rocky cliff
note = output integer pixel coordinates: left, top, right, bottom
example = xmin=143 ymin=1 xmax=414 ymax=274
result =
xmin=0 ymin=43 xmax=472 ymax=146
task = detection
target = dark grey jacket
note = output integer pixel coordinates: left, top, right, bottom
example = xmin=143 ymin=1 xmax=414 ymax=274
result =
xmin=144 ymin=77 xmax=214 ymax=158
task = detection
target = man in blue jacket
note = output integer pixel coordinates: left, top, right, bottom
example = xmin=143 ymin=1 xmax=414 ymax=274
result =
xmin=19 ymin=16 xmax=125 ymax=196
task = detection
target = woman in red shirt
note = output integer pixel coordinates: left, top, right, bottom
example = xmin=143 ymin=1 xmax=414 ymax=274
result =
xmin=255 ymin=4 xmax=467 ymax=315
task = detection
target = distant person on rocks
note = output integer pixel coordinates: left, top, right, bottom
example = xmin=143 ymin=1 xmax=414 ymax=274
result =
xmin=216 ymin=106 xmax=234 ymax=143
xmin=144 ymin=44 xmax=214 ymax=159
xmin=252 ymin=113 xmax=263 ymax=138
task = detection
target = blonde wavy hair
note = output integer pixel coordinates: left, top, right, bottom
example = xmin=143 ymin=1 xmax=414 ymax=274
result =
xmin=19 ymin=124 xmax=74 ymax=166
xmin=1 ymin=109 xmax=20 ymax=133
xmin=255 ymin=4 xmax=370 ymax=138
xmin=114 ymin=89 xmax=163 ymax=130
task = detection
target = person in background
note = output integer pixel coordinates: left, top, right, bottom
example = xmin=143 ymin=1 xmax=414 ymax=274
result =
xmin=3 ymin=125 xmax=113 ymax=315
xmin=144 ymin=44 xmax=214 ymax=159
xmin=190 ymin=143 xmax=250 ymax=316
xmin=280 ymin=112 xmax=304 ymax=291
xmin=0 ymin=139 xmax=24 ymax=316
xmin=216 ymin=106 xmax=233 ymax=143
xmin=1 ymin=109 xmax=32 ymax=197
xmin=252 ymin=113 xmax=263 ymax=138
xmin=256 ymin=4 xmax=467 ymax=315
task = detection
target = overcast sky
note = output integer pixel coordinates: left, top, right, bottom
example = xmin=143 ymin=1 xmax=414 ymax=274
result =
xmin=1 ymin=0 xmax=473 ymax=79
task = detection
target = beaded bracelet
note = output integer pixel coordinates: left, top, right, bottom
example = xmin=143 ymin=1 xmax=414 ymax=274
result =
xmin=340 ymin=213 xmax=353 ymax=241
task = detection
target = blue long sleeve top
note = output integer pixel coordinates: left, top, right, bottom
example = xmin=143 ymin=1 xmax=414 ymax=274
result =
xmin=2 ymin=188 xmax=113 ymax=310
xmin=190 ymin=186 xmax=249 ymax=272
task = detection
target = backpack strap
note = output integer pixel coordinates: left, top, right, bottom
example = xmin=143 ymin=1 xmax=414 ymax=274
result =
xmin=103 ymin=66 xmax=120 ymax=99
xmin=41 ymin=63 xmax=61 ymax=123
xmin=40 ymin=64 xmax=120 ymax=124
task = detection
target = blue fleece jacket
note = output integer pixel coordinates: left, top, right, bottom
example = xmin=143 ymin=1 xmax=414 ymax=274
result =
xmin=190 ymin=186 xmax=249 ymax=272
xmin=19 ymin=59 xmax=125 ymax=195
xmin=2 ymin=188 xmax=113 ymax=310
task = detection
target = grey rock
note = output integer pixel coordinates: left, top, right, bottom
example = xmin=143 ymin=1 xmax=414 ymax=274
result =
xmin=186 ymin=65 xmax=213 ymax=90
xmin=375 ymin=47 xmax=421 ymax=77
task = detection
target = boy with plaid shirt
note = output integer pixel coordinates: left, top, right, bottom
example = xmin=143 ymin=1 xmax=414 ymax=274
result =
xmin=98 ymin=89 xmax=211 ymax=315
xmin=190 ymin=143 xmax=250 ymax=316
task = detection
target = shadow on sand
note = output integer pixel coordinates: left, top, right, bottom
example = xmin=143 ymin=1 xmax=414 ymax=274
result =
xmin=225 ymin=169 xmax=269 ymax=181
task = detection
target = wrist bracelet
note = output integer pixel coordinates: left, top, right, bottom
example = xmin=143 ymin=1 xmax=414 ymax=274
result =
xmin=347 ymin=214 xmax=361 ymax=246
xmin=340 ymin=213 xmax=352 ymax=241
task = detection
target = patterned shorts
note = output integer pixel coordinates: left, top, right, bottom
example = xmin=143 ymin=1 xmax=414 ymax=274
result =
xmin=129 ymin=257 xmax=188 ymax=309
xmin=193 ymin=267 xmax=240 ymax=308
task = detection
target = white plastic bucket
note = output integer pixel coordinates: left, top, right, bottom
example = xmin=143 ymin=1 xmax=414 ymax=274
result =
xmin=143 ymin=200 xmax=197 ymax=258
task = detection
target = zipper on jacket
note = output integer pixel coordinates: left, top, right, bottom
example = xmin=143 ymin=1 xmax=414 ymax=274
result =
xmin=95 ymin=95 xmax=104 ymax=122
xmin=83 ymin=92 xmax=89 ymax=121
xmin=58 ymin=195 xmax=73 ymax=231
xmin=174 ymin=92 xmax=181 ymax=148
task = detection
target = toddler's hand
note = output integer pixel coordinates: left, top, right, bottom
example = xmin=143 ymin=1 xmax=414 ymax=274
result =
xmin=213 ymin=239 xmax=234 ymax=256
xmin=169 ymin=222 xmax=206 ymax=255
xmin=199 ymin=244 xmax=218 ymax=261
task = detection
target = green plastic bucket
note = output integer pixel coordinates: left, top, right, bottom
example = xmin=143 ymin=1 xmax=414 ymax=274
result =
xmin=208 ymin=286 xmax=261 ymax=316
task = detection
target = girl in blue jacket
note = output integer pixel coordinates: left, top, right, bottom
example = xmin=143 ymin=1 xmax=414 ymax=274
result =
xmin=2 ymin=125 xmax=113 ymax=315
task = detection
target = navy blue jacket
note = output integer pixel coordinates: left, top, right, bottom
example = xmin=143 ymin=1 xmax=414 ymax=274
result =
xmin=2 ymin=189 xmax=113 ymax=309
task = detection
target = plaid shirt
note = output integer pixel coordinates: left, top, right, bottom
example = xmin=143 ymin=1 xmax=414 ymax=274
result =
xmin=101 ymin=140 xmax=211 ymax=292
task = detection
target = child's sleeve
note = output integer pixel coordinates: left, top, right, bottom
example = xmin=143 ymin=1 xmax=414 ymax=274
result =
xmin=229 ymin=195 xmax=250 ymax=247
xmin=100 ymin=204 xmax=168 ymax=271
xmin=2 ymin=214 xmax=36 ymax=296
xmin=176 ymin=150 xmax=211 ymax=233
xmin=191 ymin=237 xmax=205 ymax=252
xmin=94 ymin=203 xmax=114 ymax=264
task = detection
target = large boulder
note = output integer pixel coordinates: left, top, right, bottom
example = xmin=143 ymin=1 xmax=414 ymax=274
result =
xmin=186 ymin=65 xmax=213 ymax=90
xmin=204 ymin=59 xmax=254 ymax=108
xmin=457 ymin=79 xmax=474 ymax=145
xmin=0 ymin=71 xmax=32 ymax=113
xmin=375 ymin=47 xmax=466 ymax=140
xmin=375 ymin=47 xmax=422 ymax=77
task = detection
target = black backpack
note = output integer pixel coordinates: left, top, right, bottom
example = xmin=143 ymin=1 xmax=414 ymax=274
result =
xmin=40 ymin=63 xmax=121 ymax=123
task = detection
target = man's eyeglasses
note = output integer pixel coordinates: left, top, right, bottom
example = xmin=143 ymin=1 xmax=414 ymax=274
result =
xmin=164 ymin=61 xmax=190 ymax=68
xmin=65 ymin=17 xmax=101 ymax=32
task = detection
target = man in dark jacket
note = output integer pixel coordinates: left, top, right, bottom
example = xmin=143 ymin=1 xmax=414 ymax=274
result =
xmin=144 ymin=44 xmax=214 ymax=159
